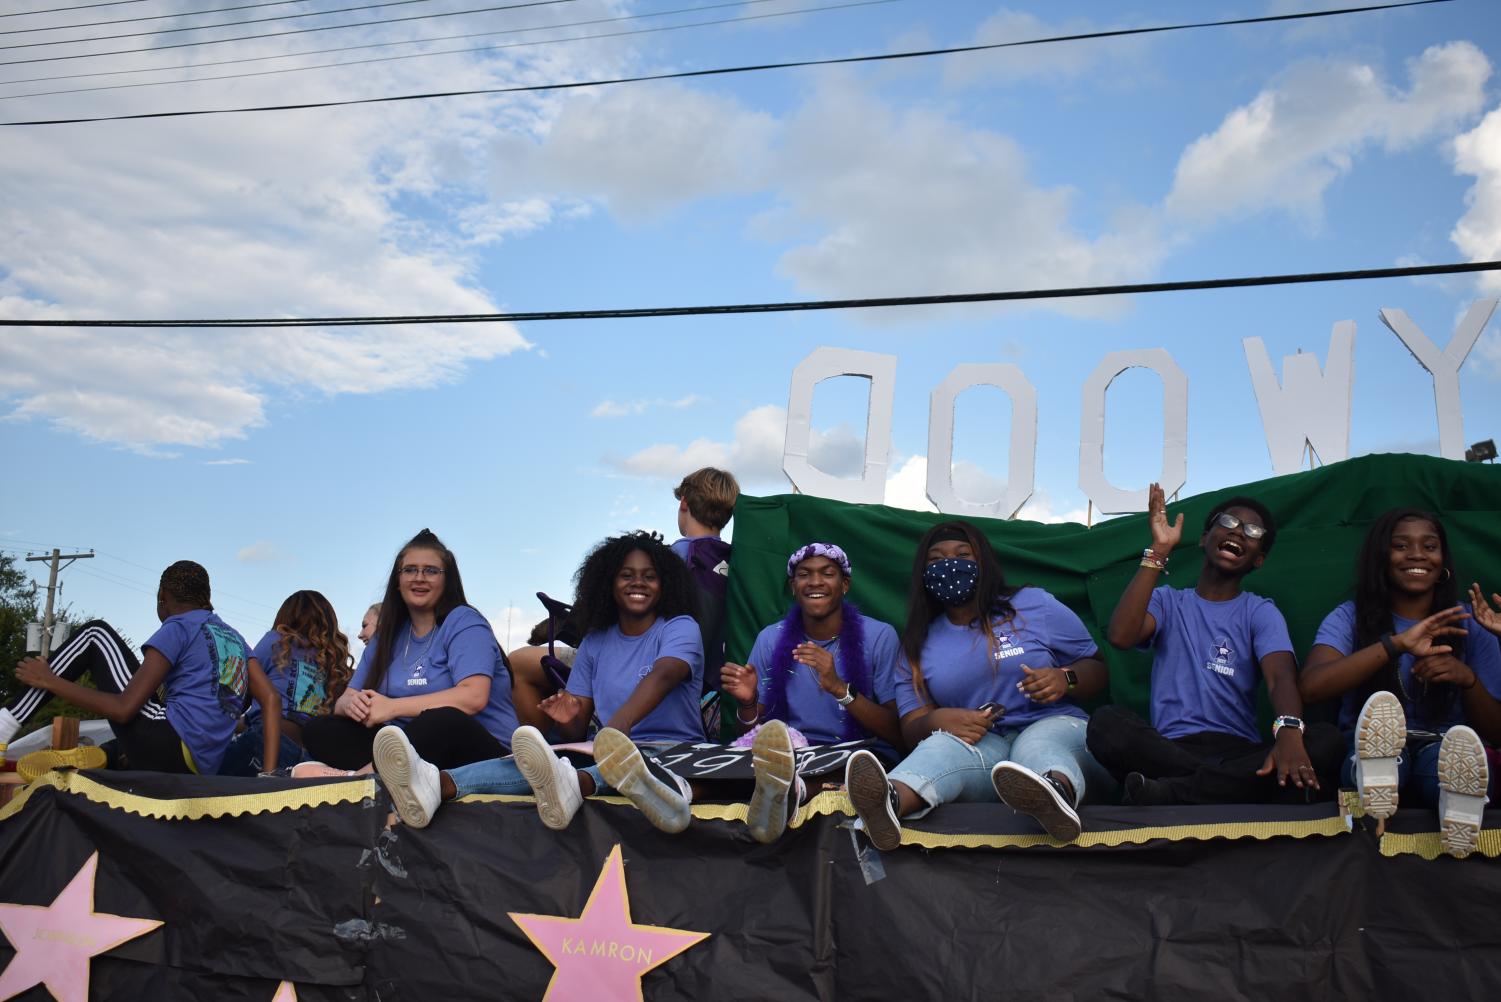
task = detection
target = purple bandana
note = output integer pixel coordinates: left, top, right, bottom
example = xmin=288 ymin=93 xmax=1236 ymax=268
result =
xmin=786 ymin=542 xmax=852 ymax=578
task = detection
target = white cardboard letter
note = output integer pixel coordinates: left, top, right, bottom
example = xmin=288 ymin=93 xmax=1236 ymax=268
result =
xmin=926 ymin=363 xmax=1038 ymax=519
xmin=784 ymin=348 xmax=897 ymax=504
xmin=1379 ymin=300 xmax=1498 ymax=460
xmin=1078 ymin=349 xmax=1187 ymax=515
xmin=1243 ymin=321 xmax=1355 ymax=476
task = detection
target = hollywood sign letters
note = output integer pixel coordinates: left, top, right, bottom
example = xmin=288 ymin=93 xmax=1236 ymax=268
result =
xmin=782 ymin=299 xmax=1498 ymax=517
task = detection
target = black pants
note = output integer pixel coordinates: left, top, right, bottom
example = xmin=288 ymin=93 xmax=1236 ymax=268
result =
xmin=301 ymin=705 xmax=507 ymax=771
xmin=5 ymin=619 xmax=193 ymax=773
xmin=1086 ymin=704 xmax=1344 ymax=805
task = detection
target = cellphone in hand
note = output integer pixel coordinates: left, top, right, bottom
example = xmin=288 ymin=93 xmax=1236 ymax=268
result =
xmin=976 ymin=701 xmax=1005 ymax=720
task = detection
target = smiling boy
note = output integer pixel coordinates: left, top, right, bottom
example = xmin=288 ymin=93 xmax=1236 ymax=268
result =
xmin=1086 ymin=484 xmax=1343 ymax=805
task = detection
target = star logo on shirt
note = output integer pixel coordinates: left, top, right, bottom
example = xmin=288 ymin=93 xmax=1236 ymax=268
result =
xmin=509 ymin=844 xmax=709 ymax=1001
xmin=1213 ymin=642 xmax=1232 ymax=663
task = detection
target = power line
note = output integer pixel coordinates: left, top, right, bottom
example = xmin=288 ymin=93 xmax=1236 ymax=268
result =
xmin=0 ymin=2 xmax=147 ymax=19
xmin=0 ymin=0 xmax=579 ymax=62
xmin=2 ymin=2 xmax=396 ymax=37
xmin=0 ymin=0 xmax=885 ymax=100
xmin=0 ymin=0 xmax=1450 ymax=126
xmin=4 ymin=260 xmax=1495 ymax=329
xmin=2 ymin=0 xmax=438 ymax=46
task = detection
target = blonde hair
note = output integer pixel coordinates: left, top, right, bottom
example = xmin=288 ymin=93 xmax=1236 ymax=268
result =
xmin=673 ymin=467 xmax=740 ymax=531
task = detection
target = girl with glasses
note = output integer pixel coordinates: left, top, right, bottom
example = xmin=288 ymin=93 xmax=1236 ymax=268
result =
xmin=300 ymin=529 xmax=517 ymax=773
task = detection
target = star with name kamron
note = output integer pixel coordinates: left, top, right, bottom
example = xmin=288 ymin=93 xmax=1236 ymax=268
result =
xmin=509 ymin=844 xmax=709 ymax=1002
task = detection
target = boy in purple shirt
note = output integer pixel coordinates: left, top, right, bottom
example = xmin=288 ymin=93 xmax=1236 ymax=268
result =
xmin=1087 ymin=484 xmax=1342 ymax=805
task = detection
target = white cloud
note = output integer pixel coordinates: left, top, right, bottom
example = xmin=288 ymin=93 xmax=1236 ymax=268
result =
xmin=942 ymin=9 xmax=1147 ymax=87
xmin=236 ymin=541 xmax=279 ymax=563
xmin=1166 ymin=42 xmax=1491 ymax=225
xmin=767 ymin=80 xmax=1162 ymax=315
xmin=880 ymin=455 xmax=1089 ymax=521
xmin=1452 ymin=103 xmax=1501 ymax=297
xmin=605 ymin=404 xmax=865 ymax=487
xmin=204 ymin=458 xmax=251 ymax=466
xmin=590 ymin=395 xmax=702 ymax=419
xmin=1014 ymin=490 xmax=1092 ymax=526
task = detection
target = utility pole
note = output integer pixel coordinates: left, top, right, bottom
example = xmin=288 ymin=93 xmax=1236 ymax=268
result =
xmin=25 ymin=548 xmax=94 ymax=658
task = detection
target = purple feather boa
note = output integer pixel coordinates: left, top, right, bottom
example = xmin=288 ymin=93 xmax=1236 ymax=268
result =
xmin=762 ymin=601 xmax=870 ymax=742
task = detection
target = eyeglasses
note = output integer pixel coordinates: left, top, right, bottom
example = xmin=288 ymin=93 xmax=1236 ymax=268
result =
xmin=1213 ymin=512 xmax=1266 ymax=539
xmin=400 ymin=564 xmax=445 ymax=579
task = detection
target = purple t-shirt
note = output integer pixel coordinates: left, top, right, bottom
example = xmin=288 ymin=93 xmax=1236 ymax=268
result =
xmin=143 ymin=609 xmax=251 ymax=776
xmin=247 ymin=630 xmax=330 ymax=728
xmin=670 ymin=536 xmax=715 ymax=561
xmin=746 ymin=615 xmax=901 ymax=745
xmin=1145 ymin=587 xmax=1293 ymax=743
xmin=894 ymin=587 xmax=1098 ymax=729
xmin=567 ymin=614 xmax=704 ymax=743
xmin=350 ymin=605 xmax=518 ymax=748
xmin=1312 ymin=600 xmax=1501 ymax=731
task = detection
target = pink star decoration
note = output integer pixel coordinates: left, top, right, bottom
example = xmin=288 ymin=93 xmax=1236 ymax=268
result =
xmin=0 ymin=852 xmax=162 ymax=1002
xmin=268 ymin=980 xmax=298 ymax=1001
xmin=509 ymin=844 xmax=709 ymax=1002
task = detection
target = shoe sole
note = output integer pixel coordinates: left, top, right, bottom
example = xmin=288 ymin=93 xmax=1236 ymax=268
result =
xmin=372 ymin=728 xmax=432 ymax=829
xmin=1438 ymin=725 xmax=1489 ymax=859
xmin=512 ymin=727 xmax=575 ymax=831
xmin=594 ymin=728 xmax=691 ymax=834
xmin=747 ymin=720 xmax=797 ymax=844
xmin=992 ymin=764 xmax=1082 ymax=842
xmin=16 ymin=745 xmax=107 ymax=783
xmin=1355 ymin=691 xmax=1406 ymax=820
xmin=846 ymin=752 xmax=901 ymax=851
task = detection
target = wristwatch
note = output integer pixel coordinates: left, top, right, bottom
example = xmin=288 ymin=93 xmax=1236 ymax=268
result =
xmin=1062 ymin=668 xmax=1078 ymax=690
xmin=836 ymin=686 xmax=856 ymax=707
xmin=1272 ymin=715 xmax=1305 ymax=737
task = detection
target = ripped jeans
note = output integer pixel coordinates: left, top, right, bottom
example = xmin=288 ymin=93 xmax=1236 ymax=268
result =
xmin=890 ymin=714 xmax=1116 ymax=818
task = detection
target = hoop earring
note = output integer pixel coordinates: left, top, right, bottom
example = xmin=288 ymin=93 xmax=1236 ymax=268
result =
xmin=1441 ymin=567 xmax=1452 ymax=583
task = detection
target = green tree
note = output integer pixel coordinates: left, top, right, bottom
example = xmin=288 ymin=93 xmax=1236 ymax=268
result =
xmin=0 ymin=553 xmax=104 ymax=739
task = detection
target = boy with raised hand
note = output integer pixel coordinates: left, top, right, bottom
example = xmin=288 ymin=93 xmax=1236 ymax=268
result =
xmin=1086 ymin=483 xmax=1342 ymax=805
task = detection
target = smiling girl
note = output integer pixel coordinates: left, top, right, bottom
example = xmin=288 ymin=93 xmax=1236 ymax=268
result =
xmin=1301 ymin=507 xmax=1501 ymax=857
xmin=372 ymin=531 xmax=705 ymax=832
xmin=300 ymin=529 xmax=517 ymax=772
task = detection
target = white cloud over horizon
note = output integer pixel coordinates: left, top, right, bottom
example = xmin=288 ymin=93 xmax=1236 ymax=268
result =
xmin=1166 ymin=42 xmax=1491 ymax=226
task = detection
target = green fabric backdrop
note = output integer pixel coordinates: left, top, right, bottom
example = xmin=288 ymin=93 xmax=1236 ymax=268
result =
xmin=723 ymin=454 xmax=1501 ymax=725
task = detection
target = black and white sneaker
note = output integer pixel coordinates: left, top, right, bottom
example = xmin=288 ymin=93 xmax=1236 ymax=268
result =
xmin=845 ymin=750 xmax=902 ymax=851
xmin=594 ymin=727 xmax=693 ymax=834
xmin=991 ymin=762 xmax=1082 ymax=842
xmin=747 ymin=719 xmax=803 ymax=844
xmin=1438 ymin=725 xmax=1489 ymax=859
xmin=1354 ymin=691 xmax=1406 ymax=820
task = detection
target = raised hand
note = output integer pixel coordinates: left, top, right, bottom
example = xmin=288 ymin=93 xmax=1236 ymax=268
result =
xmin=1469 ymin=583 xmax=1501 ymax=638
xmin=720 ymin=662 xmax=759 ymax=706
xmin=1392 ymin=604 xmax=1468 ymax=659
xmin=1147 ymin=482 xmax=1183 ymax=555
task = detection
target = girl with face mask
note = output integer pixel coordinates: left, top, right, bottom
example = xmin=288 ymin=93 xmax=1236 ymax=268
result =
xmin=845 ymin=522 xmax=1114 ymax=847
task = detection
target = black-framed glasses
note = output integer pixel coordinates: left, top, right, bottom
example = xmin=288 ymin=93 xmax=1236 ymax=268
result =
xmin=1213 ymin=511 xmax=1266 ymax=539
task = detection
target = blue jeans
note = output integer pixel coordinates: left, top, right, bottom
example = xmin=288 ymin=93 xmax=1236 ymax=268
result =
xmin=218 ymin=723 xmax=307 ymax=777
xmin=1340 ymin=731 xmax=1495 ymax=809
xmin=890 ymin=714 xmax=1115 ymax=818
xmin=446 ymin=741 xmax=678 ymax=799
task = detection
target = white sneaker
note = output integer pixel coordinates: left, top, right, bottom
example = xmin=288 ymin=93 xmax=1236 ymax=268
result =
xmin=992 ymin=762 xmax=1082 ymax=842
xmin=512 ymin=725 xmax=583 ymax=831
xmin=1354 ymin=691 xmax=1406 ymax=820
xmin=0 ymin=707 xmax=20 ymax=745
xmin=372 ymin=726 xmax=442 ymax=829
xmin=747 ymin=719 xmax=802 ymax=844
xmin=593 ymin=727 xmax=692 ymax=834
xmin=845 ymin=750 xmax=902 ymax=851
xmin=1438 ymin=725 xmax=1490 ymax=859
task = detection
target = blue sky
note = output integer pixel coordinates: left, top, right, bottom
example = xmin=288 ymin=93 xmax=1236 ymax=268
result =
xmin=3 ymin=0 xmax=1501 ymax=654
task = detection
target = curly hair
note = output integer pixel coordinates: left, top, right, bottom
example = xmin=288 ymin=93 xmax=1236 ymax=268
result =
xmin=1351 ymin=507 xmax=1459 ymax=717
xmin=159 ymin=560 xmax=213 ymax=610
xmin=269 ymin=590 xmax=355 ymax=711
xmin=366 ymin=529 xmax=471 ymax=693
xmin=572 ymin=530 xmax=697 ymax=634
xmin=900 ymin=520 xmax=1019 ymax=703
